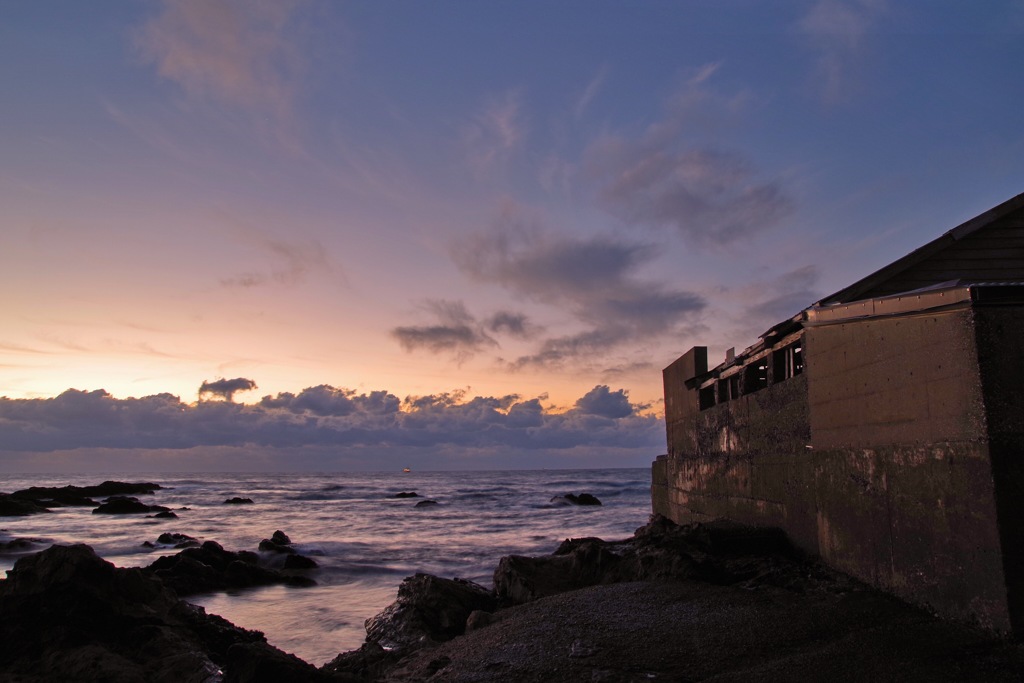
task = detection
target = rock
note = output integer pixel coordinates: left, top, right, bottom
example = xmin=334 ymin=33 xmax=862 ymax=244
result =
xmin=271 ymin=530 xmax=291 ymax=545
xmin=0 ymin=536 xmax=45 ymax=553
xmin=414 ymin=499 xmax=438 ymax=508
xmin=393 ymin=491 xmax=419 ymax=498
xmin=223 ymin=642 xmax=344 ymax=683
xmin=259 ymin=539 xmax=296 ymax=554
xmin=155 ymin=532 xmax=199 ymax=549
xmin=283 ymin=554 xmax=319 ymax=570
xmin=151 ymin=510 xmax=178 ymax=519
xmin=0 ymin=543 xmax=291 ymax=682
xmin=551 ymin=492 xmax=602 ymax=506
xmin=0 ymin=492 xmax=50 ymax=516
xmin=146 ymin=540 xmax=314 ymax=596
xmin=92 ymin=496 xmax=171 ymax=515
xmin=493 ymin=515 xmax=814 ymax=606
xmin=322 ymin=641 xmax=403 ymax=681
xmin=465 ymin=609 xmax=496 ymax=632
xmin=224 ymin=497 xmax=254 ymax=505
xmin=364 ymin=573 xmax=496 ymax=652
xmin=10 ymin=481 xmax=162 ymax=508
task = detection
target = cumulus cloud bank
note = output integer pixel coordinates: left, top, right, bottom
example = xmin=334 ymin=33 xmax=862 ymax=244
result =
xmin=0 ymin=385 xmax=663 ymax=458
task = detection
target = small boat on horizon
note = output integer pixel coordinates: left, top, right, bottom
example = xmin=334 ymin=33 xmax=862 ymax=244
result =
xmin=402 ymin=467 xmax=411 ymax=473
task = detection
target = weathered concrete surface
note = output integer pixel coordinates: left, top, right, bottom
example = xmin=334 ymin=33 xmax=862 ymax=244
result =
xmin=655 ymin=300 xmax=1024 ymax=632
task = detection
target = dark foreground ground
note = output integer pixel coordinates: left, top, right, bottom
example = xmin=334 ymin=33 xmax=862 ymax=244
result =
xmin=2 ymin=513 xmax=1023 ymax=682
xmin=386 ymin=579 xmax=1024 ymax=682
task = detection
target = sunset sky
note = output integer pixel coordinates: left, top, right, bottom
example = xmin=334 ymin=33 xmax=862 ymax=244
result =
xmin=2 ymin=1 xmax=1023 ymax=471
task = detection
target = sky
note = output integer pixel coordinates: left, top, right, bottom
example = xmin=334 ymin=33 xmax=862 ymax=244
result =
xmin=2 ymin=0 xmax=1023 ymax=472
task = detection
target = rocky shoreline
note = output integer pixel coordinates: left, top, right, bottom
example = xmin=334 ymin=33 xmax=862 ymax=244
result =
xmin=2 ymin=482 xmax=1024 ymax=681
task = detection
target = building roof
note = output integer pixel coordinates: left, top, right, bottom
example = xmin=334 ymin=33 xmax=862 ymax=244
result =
xmin=817 ymin=192 xmax=1024 ymax=305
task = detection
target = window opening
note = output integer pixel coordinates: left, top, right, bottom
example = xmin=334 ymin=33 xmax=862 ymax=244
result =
xmin=743 ymin=359 xmax=769 ymax=394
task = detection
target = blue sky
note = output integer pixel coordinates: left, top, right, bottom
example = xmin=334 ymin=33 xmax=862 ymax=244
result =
xmin=1 ymin=1 xmax=1023 ymax=470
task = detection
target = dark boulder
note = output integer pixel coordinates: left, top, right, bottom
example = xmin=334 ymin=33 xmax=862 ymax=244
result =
xmin=0 ymin=536 xmax=46 ymax=553
xmin=259 ymin=538 xmax=296 ymax=554
xmin=154 ymin=532 xmax=199 ymax=548
xmin=151 ymin=510 xmax=178 ymax=519
xmin=551 ymin=493 xmax=602 ymax=506
xmin=0 ymin=492 xmax=50 ymax=516
xmin=414 ymin=499 xmax=438 ymax=508
xmin=224 ymin=497 xmax=254 ymax=505
xmin=224 ymin=641 xmax=346 ymax=683
xmin=271 ymin=530 xmax=291 ymax=545
xmin=11 ymin=481 xmax=162 ymax=508
xmin=283 ymin=554 xmax=319 ymax=570
xmin=322 ymin=641 xmax=404 ymax=681
xmin=364 ymin=573 xmax=496 ymax=652
xmin=494 ymin=516 xmax=814 ymax=606
xmin=0 ymin=543 xmax=286 ymax=682
xmin=92 ymin=496 xmax=171 ymax=515
xmin=146 ymin=540 xmax=314 ymax=596
xmin=393 ymin=491 xmax=419 ymax=498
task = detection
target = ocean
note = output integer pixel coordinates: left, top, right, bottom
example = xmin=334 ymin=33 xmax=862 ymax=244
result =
xmin=0 ymin=468 xmax=652 ymax=666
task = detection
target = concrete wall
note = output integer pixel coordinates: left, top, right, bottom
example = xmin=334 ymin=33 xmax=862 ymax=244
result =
xmin=654 ymin=303 xmax=1018 ymax=631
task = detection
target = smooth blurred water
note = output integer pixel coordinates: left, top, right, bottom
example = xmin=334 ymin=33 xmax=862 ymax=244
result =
xmin=0 ymin=468 xmax=651 ymax=665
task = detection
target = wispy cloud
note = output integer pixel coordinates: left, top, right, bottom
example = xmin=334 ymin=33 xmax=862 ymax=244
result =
xmin=799 ymin=0 xmax=888 ymax=103
xmin=574 ymin=66 xmax=608 ymax=119
xmin=451 ymin=201 xmax=706 ymax=369
xmin=584 ymin=68 xmax=794 ymax=247
xmin=220 ymin=235 xmax=332 ymax=288
xmin=135 ymin=0 xmax=307 ymax=115
xmin=390 ymin=300 xmax=501 ymax=363
xmin=463 ymin=89 xmax=526 ymax=175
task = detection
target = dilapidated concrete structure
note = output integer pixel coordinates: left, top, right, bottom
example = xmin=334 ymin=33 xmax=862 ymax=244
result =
xmin=653 ymin=192 xmax=1024 ymax=632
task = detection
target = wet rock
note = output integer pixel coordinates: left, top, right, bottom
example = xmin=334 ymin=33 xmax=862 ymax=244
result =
xmin=92 ymin=496 xmax=171 ymax=515
xmin=259 ymin=538 xmax=296 ymax=554
xmin=271 ymin=529 xmax=291 ymax=545
xmin=414 ymin=499 xmax=438 ymax=508
xmin=11 ymin=481 xmax=162 ymax=508
xmin=146 ymin=540 xmax=314 ymax=596
xmin=0 ymin=543 xmax=284 ymax=682
xmin=151 ymin=510 xmax=178 ymax=519
xmin=364 ymin=573 xmax=496 ymax=652
xmin=551 ymin=492 xmax=602 ymax=506
xmin=154 ymin=532 xmax=199 ymax=549
xmin=0 ymin=536 xmax=46 ymax=553
xmin=283 ymin=554 xmax=319 ymax=570
xmin=224 ymin=497 xmax=254 ymax=505
xmin=0 ymin=493 xmax=50 ymax=516
xmin=393 ymin=491 xmax=419 ymax=498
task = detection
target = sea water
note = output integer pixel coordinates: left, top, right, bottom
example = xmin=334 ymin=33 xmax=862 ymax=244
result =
xmin=0 ymin=468 xmax=651 ymax=665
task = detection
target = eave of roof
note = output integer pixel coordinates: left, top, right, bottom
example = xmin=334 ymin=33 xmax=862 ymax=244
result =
xmin=816 ymin=192 xmax=1024 ymax=306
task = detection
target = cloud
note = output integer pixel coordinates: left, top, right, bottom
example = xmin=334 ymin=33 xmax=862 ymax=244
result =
xmin=452 ymin=204 xmax=706 ymax=368
xmin=463 ymin=90 xmax=526 ymax=174
xmin=574 ymin=66 xmax=608 ymax=119
xmin=588 ymin=142 xmax=794 ymax=247
xmin=799 ymin=0 xmax=888 ymax=103
xmin=391 ymin=300 xmax=497 ymax=361
xmin=743 ymin=265 xmax=821 ymax=324
xmin=0 ymin=385 xmax=663 ymax=458
xmin=135 ymin=0 xmax=306 ymax=114
xmin=485 ymin=311 xmax=540 ymax=339
xmin=575 ymin=385 xmax=634 ymax=418
xmin=199 ymin=377 xmax=257 ymax=402
xmin=583 ymin=68 xmax=793 ymax=247
xmin=220 ymin=235 xmax=332 ymax=288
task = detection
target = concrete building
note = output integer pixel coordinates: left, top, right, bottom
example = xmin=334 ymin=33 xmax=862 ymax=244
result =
xmin=653 ymin=192 xmax=1024 ymax=632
